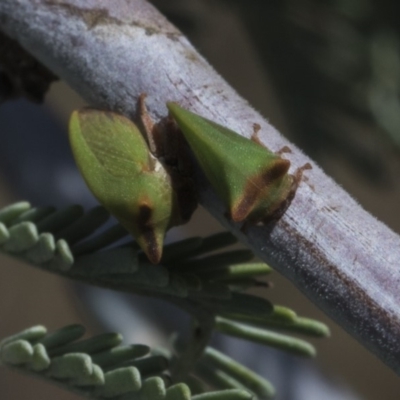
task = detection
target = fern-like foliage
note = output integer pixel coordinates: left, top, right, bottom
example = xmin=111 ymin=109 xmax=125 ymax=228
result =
xmin=0 ymin=201 xmax=330 ymax=399
xmin=0 ymin=324 xmax=256 ymax=399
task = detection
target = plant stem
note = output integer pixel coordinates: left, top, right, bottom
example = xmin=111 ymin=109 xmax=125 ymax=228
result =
xmin=171 ymin=307 xmax=215 ymax=382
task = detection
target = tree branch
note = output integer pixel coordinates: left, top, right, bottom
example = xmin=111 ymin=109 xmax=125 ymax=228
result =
xmin=1 ymin=0 xmax=399 ymax=374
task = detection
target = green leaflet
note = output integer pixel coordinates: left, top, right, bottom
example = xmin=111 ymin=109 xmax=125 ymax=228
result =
xmin=167 ymin=103 xmax=296 ymax=223
xmin=69 ymin=110 xmax=176 ymax=264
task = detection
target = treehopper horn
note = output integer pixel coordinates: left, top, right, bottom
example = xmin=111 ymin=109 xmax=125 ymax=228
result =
xmin=167 ymin=103 xmax=300 ymax=224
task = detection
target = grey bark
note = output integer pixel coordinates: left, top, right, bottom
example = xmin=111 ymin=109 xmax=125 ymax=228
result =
xmin=0 ymin=0 xmax=399 ymax=374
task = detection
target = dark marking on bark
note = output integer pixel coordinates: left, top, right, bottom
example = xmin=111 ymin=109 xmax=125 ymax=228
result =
xmin=43 ymin=1 xmax=182 ymax=40
xmin=44 ymin=1 xmax=122 ymax=28
xmin=277 ymin=216 xmax=400 ymax=370
xmin=323 ymin=205 xmax=340 ymax=213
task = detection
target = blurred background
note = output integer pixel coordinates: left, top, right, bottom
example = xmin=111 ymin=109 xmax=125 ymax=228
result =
xmin=0 ymin=0 xmax=399 ymax=399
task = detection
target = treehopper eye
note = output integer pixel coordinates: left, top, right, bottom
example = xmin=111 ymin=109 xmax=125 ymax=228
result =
xmin=69 ymin=109 xmax=183 ymax=264
xmin=166 ymin=103 xmax=303 ymax=224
